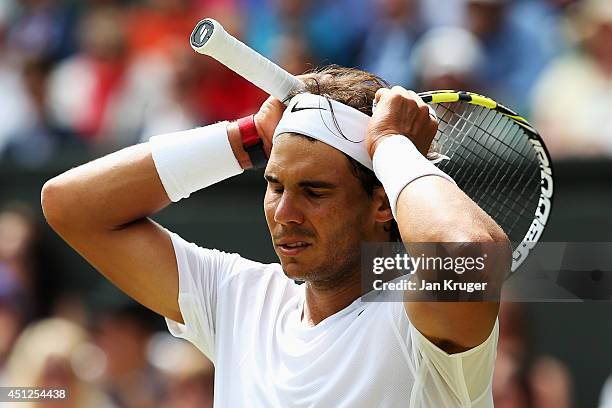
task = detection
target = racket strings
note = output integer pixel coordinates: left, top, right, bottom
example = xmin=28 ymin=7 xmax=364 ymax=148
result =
xmin=446 ymin=128 xmax=535 ymax=227
xmin=430 ymin=102 xmax=541 ymax=244
xmin=450 ymin=127 xmax=539 ymax=240
xmin=443 ymin=119 xmax=540 ymax=235
xmin=466 ymin=108 xmax=540 ymax=230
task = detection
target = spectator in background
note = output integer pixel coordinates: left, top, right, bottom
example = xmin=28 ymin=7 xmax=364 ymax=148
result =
xmin=411 ymin=26 xmax=484 ymax=92
xmin=6 ymin=0 xmax=78 ymax=63
xmin=94 ymin=305 xmax=167 ymax=408
xmin=357 ymin=0 xmax=424 ymax=88
xmin=420 ymin=0 xmax=466 ymax=28
xmin=46 ymin=6 xmax=129 ymax=144
xmin=0 ymin=1 xmax=44 ymax=161
xmin=189 ymin=58 xmax=267 ymax=125
xmin=493 ymin=302 xmax=573 ymax=408
xmin=492 ymin=348 xmax=530 ymax=408
xmin=245 ymin=0 xmax=363 ymax=67
xmin=124 ymin=0 xmax=195 ymax=58
xmin=0 ymin=300 xmax=24 ymax=384
xmin=149 ymin=333 xmax=214 ymax=408
xmin=0 ymin=202 xmax=67 ymax=322
xmin=0 ymin=0 xmax=60 ymax=166
xmin=3 ymin=318 xmax=115 ymax=408
xmin=0 ymin=204 xmax=39 ymax=316
xmin=186 ymin=4 xmax=267 ymax=124
xmin=246 ymin=0 xmax=311 ymax=60
xmin=192 ymin=0 xmax=239 ymax=12
xmin=306 ymin=0 xmax=369 ymax=66
xmin=0 ymin=39 xmax=36 ymax=157
xmin=529 ymin=356 xmax=573 ymax=408
xmin=511 ymin=0 xmax=576 ymax=60
xmin=464 ymin=0 xmax=551 ymax=111
xmin=113 ymin=42 xmax=202 ymax=144
xmin=121 ymin=4 xmax=266 ymax=142
xmin=5 ymin=57 xmax=57 ymax=167
xmin=99 ymin=0 xmax=238 ymax=144
xmin=118 ymin=3 xmax=265 ymax=137
xmin=531 ymin=0 xmax=612 ymax=158
xmin=273 ymin=31 xmax=317 ymax=76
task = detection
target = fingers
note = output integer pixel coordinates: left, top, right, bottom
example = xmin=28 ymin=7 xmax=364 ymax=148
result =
xmin=368 ymin=86 xmax=438 ymax=156
xmin=374 ymin=87 xmax=390 ymax=105
xmin=254 ymin=95 xmax=287 ymax=156
xmin=264 ymin=95 xmax=284 ymax=109
xmin=262 ymin=95 xmax=287 ymax=122
xmin=385 ymin=86 xmax=424 ymax=131
xmin=413 ymin=105 xmax=437 ymax=150
xmin=375 ymin=86 xmax=429 ymax=111
xmin=390 ymin=86 xmax=427 ymax=111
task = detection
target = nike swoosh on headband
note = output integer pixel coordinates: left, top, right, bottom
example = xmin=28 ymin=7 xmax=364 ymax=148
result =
xmin=290 ymin=104 xmax=328 ymax=113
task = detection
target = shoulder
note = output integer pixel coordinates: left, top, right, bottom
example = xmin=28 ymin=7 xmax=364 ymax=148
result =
xmin=167 ymin=229 xmax=286 ymax=284
xmin=369 ymin=290 xmax=499 ymax=358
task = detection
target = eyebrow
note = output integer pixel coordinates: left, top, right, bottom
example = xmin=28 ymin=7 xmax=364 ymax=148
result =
xmin=264 ymin=174 xmax=337 ymax=189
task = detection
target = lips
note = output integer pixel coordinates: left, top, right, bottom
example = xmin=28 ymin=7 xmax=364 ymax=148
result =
xmin=276 ymin=240 xmax=312 ymax=256
xmin=283 ymin=242 xmax=308 ymax=248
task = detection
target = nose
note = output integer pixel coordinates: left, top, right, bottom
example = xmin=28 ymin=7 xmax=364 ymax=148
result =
xmin=274 ymin=191 xmax=304 ymax=225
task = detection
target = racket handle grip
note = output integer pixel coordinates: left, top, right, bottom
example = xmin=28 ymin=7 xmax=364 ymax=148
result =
xmin=190 ymin=18 xmax=303 ymax=102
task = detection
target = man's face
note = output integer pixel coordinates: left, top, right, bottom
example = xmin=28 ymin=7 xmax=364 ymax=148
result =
xmin=264 ymin=134 xmax=376 ymax=286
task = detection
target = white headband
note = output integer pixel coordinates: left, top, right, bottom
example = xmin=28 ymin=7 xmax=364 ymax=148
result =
xmin=273 ymin=93 xmax=373 ymax=170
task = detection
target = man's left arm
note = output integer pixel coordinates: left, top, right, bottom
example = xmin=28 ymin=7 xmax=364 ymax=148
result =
xmin=367 ymin=87 xmax=511 ymax=354
xmin=396 ymin=176 xmax=510 ymax=353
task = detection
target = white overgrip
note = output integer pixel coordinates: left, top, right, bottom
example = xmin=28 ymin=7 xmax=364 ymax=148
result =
xmin=191 ymin=18 xmax=303 ymax=101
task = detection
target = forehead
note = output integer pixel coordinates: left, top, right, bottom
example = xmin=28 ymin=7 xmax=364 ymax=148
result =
xmin=266 ymin=133 xmax=354 ymax=182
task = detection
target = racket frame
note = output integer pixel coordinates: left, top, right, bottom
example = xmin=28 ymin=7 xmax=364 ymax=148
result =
xmin=420 ymin=91 xmax=554 ymax=272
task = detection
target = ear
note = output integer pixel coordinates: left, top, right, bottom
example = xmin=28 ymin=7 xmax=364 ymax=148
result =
xmin=372 ymin=187 xmax=393 ymax=223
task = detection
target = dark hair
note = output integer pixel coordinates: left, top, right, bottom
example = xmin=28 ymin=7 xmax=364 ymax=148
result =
xmin=284 ymin=65 xmax=388 ymax=115
xmin=285 ymin=66 xmax=401 ymax=242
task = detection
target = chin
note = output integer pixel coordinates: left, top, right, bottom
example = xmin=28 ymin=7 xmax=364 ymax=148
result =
xmin=279 ymin=257 xmax=321 ymax=282
xmin=278 ymin=259 xmax=316 ymax=281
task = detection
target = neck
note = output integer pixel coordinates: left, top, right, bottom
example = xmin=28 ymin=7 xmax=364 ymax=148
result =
xmin=300 ymin=226 xmax=392 ymax=326
xmin=301 ymin=271 xmax=362 ymax=326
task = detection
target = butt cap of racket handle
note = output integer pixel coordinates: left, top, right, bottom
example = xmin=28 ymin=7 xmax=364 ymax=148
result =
xmin=190 ymin=18 xmax=223 ymax=55
xmin=189 ymin=17 xmax=304 ymax=102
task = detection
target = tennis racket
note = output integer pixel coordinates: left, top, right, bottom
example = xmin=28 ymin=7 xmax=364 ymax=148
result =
xmin=189 ymin=18 xmax=553 ymax=273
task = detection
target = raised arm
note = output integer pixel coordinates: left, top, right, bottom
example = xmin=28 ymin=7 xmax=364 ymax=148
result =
xmin=367 ymin=87 xmax=511 ymax=353
xmin=41 ymin=96 xmax=284 ymax=323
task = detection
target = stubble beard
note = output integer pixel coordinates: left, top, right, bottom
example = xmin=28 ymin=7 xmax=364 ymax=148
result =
xmin=282 ymin=230 xmax=364 ymax=292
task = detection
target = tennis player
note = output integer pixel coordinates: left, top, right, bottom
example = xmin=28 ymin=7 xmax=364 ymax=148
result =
xmin=42 ymin=67 xmax=510 ymax=407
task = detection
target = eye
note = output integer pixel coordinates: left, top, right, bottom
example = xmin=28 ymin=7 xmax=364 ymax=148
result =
xmin=306 ymin=189 xmax=323 ymax=198
xmin=268 ymin=183 xmax=283 ymax=194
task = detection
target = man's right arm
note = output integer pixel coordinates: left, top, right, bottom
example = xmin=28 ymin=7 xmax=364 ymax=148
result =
xmin=40 ymin=121 xmax=256 ymax=324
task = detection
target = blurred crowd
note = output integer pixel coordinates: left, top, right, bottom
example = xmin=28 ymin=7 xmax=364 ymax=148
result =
xmin=0 ymin=0 xmax=611 ymax=165
xmin=0 ymin=202 xmax=214 ymax=408
xmin=1 ymin=0 xmax=612 ymax=407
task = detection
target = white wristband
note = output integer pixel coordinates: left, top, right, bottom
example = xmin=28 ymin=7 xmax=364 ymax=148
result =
xmin=149 ymin=121 xmax=243 ymax=202
xmin=373 ymin=135 xmax=456 ymax=218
